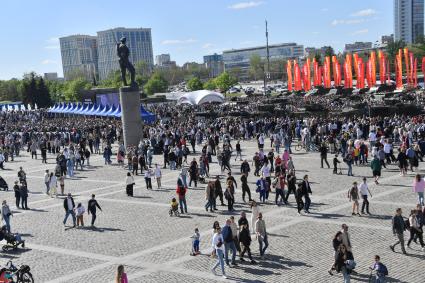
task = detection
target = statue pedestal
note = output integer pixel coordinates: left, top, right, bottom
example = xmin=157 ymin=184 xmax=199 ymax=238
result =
xmin=119 ymin=86 xmax=143 ymax=148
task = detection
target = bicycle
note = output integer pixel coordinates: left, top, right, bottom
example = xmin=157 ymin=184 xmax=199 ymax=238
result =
xmin=0 ymin=260 xmax=33 ymax=283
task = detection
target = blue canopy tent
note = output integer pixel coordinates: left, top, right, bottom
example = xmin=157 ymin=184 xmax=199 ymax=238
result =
xmin=46 ymin=101 xmax=155 ymax=123
xmin=57 ymin=103 xmax=67 ymax=113
xmin=75 ymin=104 xmax=89 ymax=115
xmin=72 ymin=103 xmax=84 ymax=114
xmin=111 ymin=105 xmax=121 ymax=118
xmin=97 ymin=105 xmax=110 ymax=117
xmin=87 ymin=104 xmax=102 ymax=116
xmin=105 ymin=105 xmax=116 ymax=116
xmin=80 ymin=104 xmax=95 ymax=115
xmin=63 ymin=103 xmax=79 ymax=114
xmin=60 ymin=103 xmax=72 ymax=114
xmin=48 ymin=103 xmax=58 ymax=113
xmin=140 ymin=106 xmax=156 ymax=124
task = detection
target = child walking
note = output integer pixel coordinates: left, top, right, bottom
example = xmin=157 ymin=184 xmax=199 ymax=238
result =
xmin=190 ymin=228 xmax=200 ymax=255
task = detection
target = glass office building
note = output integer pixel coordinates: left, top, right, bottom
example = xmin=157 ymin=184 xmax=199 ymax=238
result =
xmin=394 ymin=0 xmax=424 ymax=43
xmin=59 ymin=35 xmax=98 ymax=81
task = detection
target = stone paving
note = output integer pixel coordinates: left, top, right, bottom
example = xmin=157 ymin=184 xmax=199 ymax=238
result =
xmin=0 ymin=140 xmax=423 ymax=282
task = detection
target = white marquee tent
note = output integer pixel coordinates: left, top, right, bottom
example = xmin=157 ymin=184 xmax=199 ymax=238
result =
xmin=176 ymin=90 xmax=224 ymax=105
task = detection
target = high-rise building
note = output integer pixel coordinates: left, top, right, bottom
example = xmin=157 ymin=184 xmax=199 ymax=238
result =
xmin=203 ymin=53 xmax=224 ymax=78
xmin=222 ymin=43 xmax=304 ymax=80
xmin=59 ymin=35 xmax=98 ymax=81
xmin=97 ymin=27 xmax=154 ymax=80
xmin=394 ymin=0 xmax=424 ymax=43
xmin=344 ymin=42 xmax=373 ymax=53
xmin=381 ymin=34 xmax=394 ymax=46
xmin=155 ymin=54 xmax=171 ymax=66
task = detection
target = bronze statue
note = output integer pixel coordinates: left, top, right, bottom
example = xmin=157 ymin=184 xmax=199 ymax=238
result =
xmin=116 ymin=37 xmax=137 ymax=87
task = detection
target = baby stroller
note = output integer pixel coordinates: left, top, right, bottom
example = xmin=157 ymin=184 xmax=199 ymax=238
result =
xmin=0 ymin=176 xmax=8 ymax=191
xmin=169 ymin=204 xmax=180 ymax=217
xmin=0 ymin=226 xmax=25 ymax=251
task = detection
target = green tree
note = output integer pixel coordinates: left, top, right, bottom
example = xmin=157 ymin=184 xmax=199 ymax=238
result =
xmin=187 ymin=77 xmax=204 ymax=91
xmin=98 ymin=70 xmax=122 ymax=88
xmin=19 ymin=72 xmax=38 ymax=105
xmin=45 ymin=80 xmax=65 ymax=102
xmin=314 ymin=54 xmax=322 ymax=66
xmin=203 ymin=79 xmax=216 ymax=90
xmin=63 ymin=78 xmax=91 ymax=101
xmin=0 ymin=79 xmax=21 ymax=102
xmin=135 ymin=60 xmax=151 ymax=77
xmin=249 ymin=54 xmax=264 ymax=80
xmin=144 ymin=73 xmax=168 ymax=95
xmin=385 ymin=40 xmax=406 ymax=67
xmin=323 ymin=46 xmax=335 ymax=58
xmin=214 ymin=72 xmax=237 ymax=93
xmin=35 ymin=77 xmax=52 ymax=107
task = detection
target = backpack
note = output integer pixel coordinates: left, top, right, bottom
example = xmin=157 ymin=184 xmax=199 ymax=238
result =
xmin=377 ymin=263 xmax=388 ymax=276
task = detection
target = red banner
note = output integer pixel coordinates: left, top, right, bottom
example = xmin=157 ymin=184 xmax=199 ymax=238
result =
xmin=410 ymin=52 xmax=414 ymax=86
xmin=403 ymin=48 xmax=410 ymax=85
xmin=307 ymin=58 xmax=311 ymax=90
xmin=422 ymin=57 xmax=425 ymax=79
xmin=323 ymin=56 xmax=331 ymax=88
xmin=379 ymin=54 xmax=386 ymax=85
xmin=413 ymin=58 xmax=418 ymax=87
xmin=313 ymin=59 xmax=319 ymax=86
xmin=287 ymin=60 xmax=293 ymax=92
xmin=370 ymin=51 xmax=376 ymax=86
xmin=294 ymin=60 xmax=302 ymax=91
xmin=345 ymin=54 xmax=353 ymax=88
xmin=396 ymin=50 xmax=403 ymax=89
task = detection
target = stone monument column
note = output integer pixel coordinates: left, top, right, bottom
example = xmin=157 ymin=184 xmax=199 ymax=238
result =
xmin=119 ymin=86 xmax=143 ymax=148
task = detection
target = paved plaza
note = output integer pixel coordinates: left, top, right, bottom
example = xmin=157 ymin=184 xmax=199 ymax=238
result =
xmin=0 ymin=140 xmax=423 ymax=282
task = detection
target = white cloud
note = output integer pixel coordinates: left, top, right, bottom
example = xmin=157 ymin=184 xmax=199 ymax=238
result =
xmin=351 ymin=9 xmax=376 ymax=17
xmin=42 ymin=59 xmax=58 ymax=65
xmin=202 ymin=43 xmax=214 ymax=49
xmin=321 ymin=8 xmax=329 ymax=12
xmin=352 ymin=29 xmax=369 ymax=35
xmin=228 ymin=1 xmax=264 ymax=10
xmin=312 ymin=31 xmax=320 ymax=35
xmin=331 ymin=19 xmax=365 ymax=26
xmin=161 ymin=38 xmax=197 ymax=45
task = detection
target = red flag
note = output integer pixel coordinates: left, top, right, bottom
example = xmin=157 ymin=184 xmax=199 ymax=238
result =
xmin=422 ymin=57 xmax=425 ymax=79
xmin=306 ymin=58 xmax=311 ymax=90
xmin=294 ymin=60 xmax=302 ymax=91
xmin=370 ymin=51 xmax=376 ymax=86
xmin=396 ymin=52 xmax=403 ymax=89
xmin=403 ymin=48 xmax=409 ymax=85
xmin=286 ymin=60 xmax=293 ymax=92
xmin=314 ymin=61 xmax=318 ymax=86
xmin=413 ymin=58 xmax=418 ymax=87
xmin=409 ymin=52 xmax=414 ymax=86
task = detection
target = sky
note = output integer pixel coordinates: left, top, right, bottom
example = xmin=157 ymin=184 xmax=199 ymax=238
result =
xmin=0 ymin=0 xmax=395 ymax=80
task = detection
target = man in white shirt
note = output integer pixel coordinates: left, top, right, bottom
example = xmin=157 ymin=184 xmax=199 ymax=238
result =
xmin=359 ymin=177 xmax=372 ymax=215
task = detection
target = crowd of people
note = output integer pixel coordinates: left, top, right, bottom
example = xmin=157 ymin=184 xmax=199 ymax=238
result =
xmin=0 ymin=99 xmax=424 ymax=282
